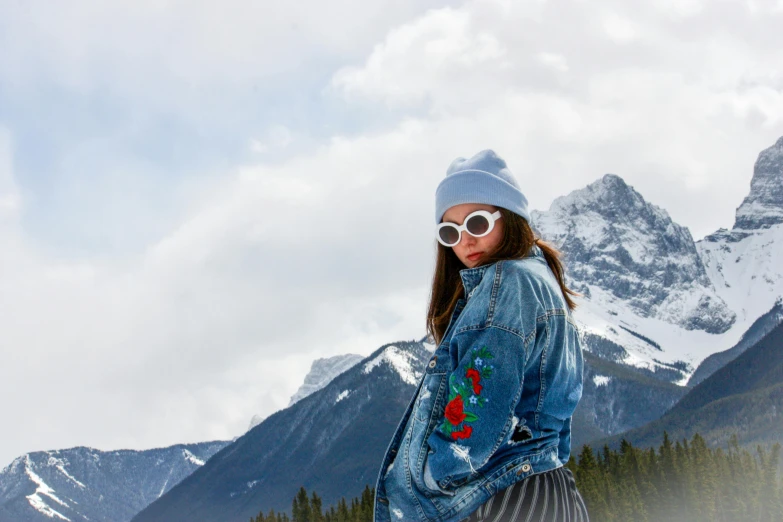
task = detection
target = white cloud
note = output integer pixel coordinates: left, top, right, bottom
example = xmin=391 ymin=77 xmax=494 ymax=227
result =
xmin=602 ymin=13 xmax=639 ymax=43
xmin=537 ymin=52 xmax=569 ymax=73
xmin=0 ymin=119 xmax=440 ymax=466
xmin=327 ymin=0 xmax=783 ymax=235
xmin=651 ymin=0 xmax=706 ymax=19
xmin=0 ymin=129 xmax=20 ymax=218
xmin=331 ymin=7 xmax=511 ymax=110
xmin=250 ymin=126 xmax=294 ymax=154
xmin=0 ymin=1 xmax=421 ymax=88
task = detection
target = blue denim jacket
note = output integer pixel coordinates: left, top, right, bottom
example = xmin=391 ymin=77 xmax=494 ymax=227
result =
xmin=373 ymin=245 xmax=584 ymax=522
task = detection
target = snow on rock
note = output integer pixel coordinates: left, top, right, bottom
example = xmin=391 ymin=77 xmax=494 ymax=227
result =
xmin=26 ymin=494 xmax=71 ymax=521
xmin=734 ymin=136 xmax=783 ymax=230
xmin=335 ymin=390 xmax=351 ymax=403
xmin=182 ymin=449 xmax=205 ymax=466
xmin=363 ymin=345 xmax=421 ymax=385
xmin=47 ymin=454 xmax=86 ymax=489
xmin=593 ymin=375 xmax=611 ymax=387
xmin=24 ymin=456 xmax=72 ymax=520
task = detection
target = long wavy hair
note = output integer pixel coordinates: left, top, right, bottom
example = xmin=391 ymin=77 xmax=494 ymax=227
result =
xmin=426 ymin=207 xmax=581 ymax=345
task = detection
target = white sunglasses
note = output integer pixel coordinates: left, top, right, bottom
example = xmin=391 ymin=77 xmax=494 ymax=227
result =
xmin=436 ymin=210 xmax=502 ymax=247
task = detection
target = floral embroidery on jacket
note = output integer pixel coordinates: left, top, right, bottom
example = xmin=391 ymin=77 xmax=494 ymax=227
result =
xmin=439 ymin=346 xmax=494 ymax=440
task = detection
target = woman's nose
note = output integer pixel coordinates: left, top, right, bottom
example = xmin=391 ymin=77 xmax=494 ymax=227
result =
xmin=460 ymin=233 xmax=476 ymax=246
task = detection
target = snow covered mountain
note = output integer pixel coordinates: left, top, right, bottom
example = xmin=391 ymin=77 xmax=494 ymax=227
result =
xmin=533 ymin=173 xmax=735 ymax=334
xmin=531 ymin=136 xmax=783 ymax=384
xmin=689 ymin=298 xmax=783 ymax=387
xmin=1 ymin=354 xmax=365 ymax=522
xmin=696 ymin=137 xmax=783 ymax=338
xmin=132 ymin=340 xmax=434 ymax=522
xmin=0 ymin=441 xmax=228 ymax=522
xmin=247 ymin=353 xmax=364 ymax=431
xmin=287 ymin=354 xmax=364 ymax=407
xmin=733 ymin=136 xmax=783 ymax=231
xmin=597 ymin=319 xmax=783 ymax=451
xmin=130 ymin=337 xmax=677 ymax=522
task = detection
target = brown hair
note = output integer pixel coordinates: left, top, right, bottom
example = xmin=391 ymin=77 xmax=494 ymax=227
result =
xmin=426 ymin=207 xmax=581 ymax=345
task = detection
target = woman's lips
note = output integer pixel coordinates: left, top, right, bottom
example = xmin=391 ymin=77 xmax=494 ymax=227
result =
xmin=467 ymin=252 xmax=482 ymax=260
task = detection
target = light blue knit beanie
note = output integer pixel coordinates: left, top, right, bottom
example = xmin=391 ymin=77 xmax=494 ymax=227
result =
xmin=435 ymin=149 xmax=530 ymax=224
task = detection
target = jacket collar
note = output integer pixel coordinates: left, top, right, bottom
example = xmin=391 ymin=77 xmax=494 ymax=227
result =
xmin=458 ymin=244 xmax=544 ymax=297
xmin=458 ymin=263 xmax=492 ymax=298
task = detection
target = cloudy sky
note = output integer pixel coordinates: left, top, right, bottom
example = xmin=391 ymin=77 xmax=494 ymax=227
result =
xmin=1 ymin=0 xmax=783 ymax=467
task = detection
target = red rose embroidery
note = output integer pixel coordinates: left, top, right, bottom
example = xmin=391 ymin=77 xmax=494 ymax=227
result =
xmin=466 ymin=368 xmax=482 ymax=395
xmin=444 ymin=395 xmax=467 ymax=425
xmin=451 ymin=425 xmax=473 ymax=440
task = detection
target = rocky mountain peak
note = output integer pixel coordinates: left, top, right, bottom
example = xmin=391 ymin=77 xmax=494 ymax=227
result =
xmin=532 ymin=173 xmax=735 ymax=334
xmin=288 ymin=354 xmax=364 ymax=407
xmin=246 ymin=353 xmax=363 ymax=432
xmin=734 ymin=136 xmax=783 ymax=231
xmin=600 ymin=172 xmax=630 ymax=191
xmin=553 ymin=173 xmax=643 ymax=218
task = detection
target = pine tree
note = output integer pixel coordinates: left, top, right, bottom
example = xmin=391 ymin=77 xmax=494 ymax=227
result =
xmin=336 ymin=497 xmax=349 ymax=522
xmin=575 ymin=444 xmax=610 ymax=519
xmin=310 ymin=490 xmax=324 ymax=522
xmin=359 ymin=485 xmax=374 ymax=521
xmin=293 ymin=486 xmax=312 ymax=522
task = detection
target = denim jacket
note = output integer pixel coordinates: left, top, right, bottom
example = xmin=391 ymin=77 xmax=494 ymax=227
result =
xmin=373 ymin=245 xmax=584 ymax=522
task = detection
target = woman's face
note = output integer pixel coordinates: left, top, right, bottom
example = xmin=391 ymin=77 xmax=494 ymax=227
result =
xmin=441 ymin=203 xmax=504 ymax=268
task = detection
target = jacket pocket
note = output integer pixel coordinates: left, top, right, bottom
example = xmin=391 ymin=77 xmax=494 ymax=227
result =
xmin=422 ymin=452 xmax=457 ymax=497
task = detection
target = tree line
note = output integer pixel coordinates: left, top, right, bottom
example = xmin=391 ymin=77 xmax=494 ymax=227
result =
xmin=570 ymin=432 xmax=782 ymax=521
xmin=250 ymin=432 xmax=782 ymax=522
xmin=249 ymin=484 xmax=373 ymax=522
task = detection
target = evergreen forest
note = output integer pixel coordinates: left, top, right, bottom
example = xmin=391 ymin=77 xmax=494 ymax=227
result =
xmin=249 ymin=432 xmax=783 ymax=522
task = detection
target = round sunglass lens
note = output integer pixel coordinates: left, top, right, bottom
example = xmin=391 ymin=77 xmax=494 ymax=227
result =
xmin=439 ymin=226 xmax=460 ymax=245
xmin=466 ymin=214 xmax=490 ymax=236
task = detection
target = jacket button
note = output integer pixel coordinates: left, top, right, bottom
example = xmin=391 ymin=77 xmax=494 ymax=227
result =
xmin=428 ymin=360 xmax=437 ymax=368
xmin=517 ymin=463 xmax=532 ymax=475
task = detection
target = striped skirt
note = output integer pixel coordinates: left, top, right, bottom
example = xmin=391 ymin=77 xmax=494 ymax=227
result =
xmin=459 ymin=466 xmax=589 ymax=522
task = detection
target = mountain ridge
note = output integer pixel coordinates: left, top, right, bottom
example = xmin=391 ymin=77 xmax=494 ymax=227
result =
xmin=588 ymin=320 xmax=783 ymax=452
xmin=0 ymin=441 xmax=229 ymax=522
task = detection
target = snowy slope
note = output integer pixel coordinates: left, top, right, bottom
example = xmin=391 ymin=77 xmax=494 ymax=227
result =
xmin=570 ymin=286 xmax=745 ymax=385
xmin=697 ymin=224 xmax=783 ymax=333
xmin=132 ymin=340 xmax=432 ymax=522
xmin=696 ymin=137 xmax=783 ymax=333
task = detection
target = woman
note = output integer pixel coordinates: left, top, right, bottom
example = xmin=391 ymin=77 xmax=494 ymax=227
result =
xmin=373 ymin=150 xmax=589 ymax=522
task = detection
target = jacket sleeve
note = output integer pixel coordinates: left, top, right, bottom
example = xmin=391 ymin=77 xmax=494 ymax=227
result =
xmin=424 ymin=323 xmax=532 ymax=488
